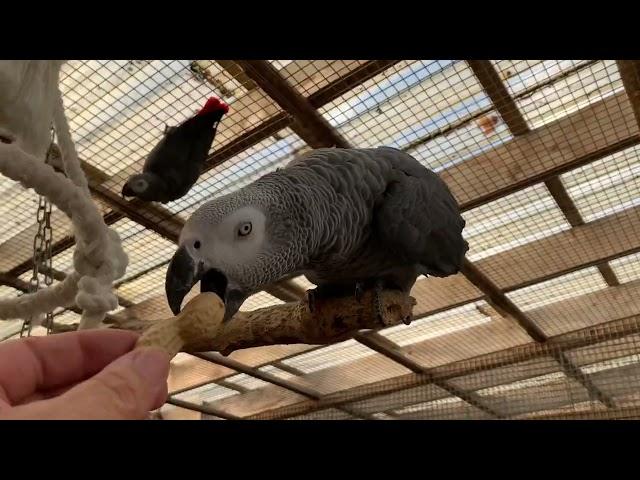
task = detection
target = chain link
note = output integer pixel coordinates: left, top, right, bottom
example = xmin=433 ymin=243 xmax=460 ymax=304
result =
xmin=21 ymin=127 xmax=56 ymax=337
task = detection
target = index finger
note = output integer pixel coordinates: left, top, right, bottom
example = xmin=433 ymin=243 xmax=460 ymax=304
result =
xmin=0 ymin=329 xmax=140 ymax=405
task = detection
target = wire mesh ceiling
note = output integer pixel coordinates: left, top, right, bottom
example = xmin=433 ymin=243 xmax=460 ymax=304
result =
xmin=2 ymin=59 xmax=640 ymax=420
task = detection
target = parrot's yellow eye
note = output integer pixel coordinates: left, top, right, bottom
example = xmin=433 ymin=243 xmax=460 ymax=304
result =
xmin=238 ymin=222 xmax=252 ymax=237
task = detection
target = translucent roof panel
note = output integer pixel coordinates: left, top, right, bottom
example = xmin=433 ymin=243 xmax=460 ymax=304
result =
xmin=222 ymin=373 xmax=271 ymax=391
xmin=506 ymin=266 xmax=608 ymax=312
xmin=476 ymin=371 xmax=566 ymax=396
xmin=462 ymin=183 xmax=571 ymax=262
xmin=0 ymin=320 xmax=22 ymax=341
xmin=494 ymin=60 xmax=624 ymax=129
xmin=493 ymin=60 xmax=587 ymax=96
xmin=561 ymin=143 xmax=640 ymax=224
xmin=0 ymin=286 xmax=21 ymax=301
xmin=289 ymin=408 xmax=357 ymax=420
xmin=344 ymin=384 xmax=450 ymax=416
xmin=320 ymin=60 xmax=512 ymax=172
xmin=580 ymin=354 xmax=640 ymax=375
xmin=477 ymin=374 xmax=592 ymax=418
xmin=240 ymin=291 xmax=283 ymax=312
xmin=116 ymin=267 xmax=166 ymax=305
xmin=276 ymin=60 xmax=369 ymax=97
xmin=610 ymin=252 xmax=640 ymax=284
xmin=223 ymin=365 xmax=298 ymax=391
xmin=280 ymin=338 xmax=377 ymax=375
xmin=290 ymin=275 xmax=316 ymax=290
xmin=112 ymin=220 xmax=176 ymax=284
xmin=380 ymin=301 xmax=492 ymax=347
xmin=566 ymin=334 xmax=640 ymax=369
xmin=172 ymin=382 xmax=239 ymax=404
xmin=392 ymin=396 xmax=493 ymax=420
xmin=54 ymin=310 xmax=81 ymax=326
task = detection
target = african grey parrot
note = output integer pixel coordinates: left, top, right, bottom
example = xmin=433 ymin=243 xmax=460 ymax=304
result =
xmin=121 ymin=97 xmax=229 ymax=203
xmin=165 ymin=146 xmax=468 ymax=321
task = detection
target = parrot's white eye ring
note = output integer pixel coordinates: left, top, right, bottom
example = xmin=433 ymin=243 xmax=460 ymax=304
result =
xmin=238 ymin=222 xmax=252 ymax=237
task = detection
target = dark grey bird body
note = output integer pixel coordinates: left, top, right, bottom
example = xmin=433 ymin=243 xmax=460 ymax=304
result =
xmin=271 ymin=147 xmax=467 ymax=292
xmin=166 ymin=146 xmax=468 ymax=320
xmin=122 ymin=97 xmax=229 ymax=203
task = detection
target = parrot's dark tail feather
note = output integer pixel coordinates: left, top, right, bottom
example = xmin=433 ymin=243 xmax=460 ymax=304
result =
xmin=419 ymin=233 xmax=468 ymax=278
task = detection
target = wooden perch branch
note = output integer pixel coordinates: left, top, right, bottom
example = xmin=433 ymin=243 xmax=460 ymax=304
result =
xmin=120 ymin=290 xmax=417 ymax=359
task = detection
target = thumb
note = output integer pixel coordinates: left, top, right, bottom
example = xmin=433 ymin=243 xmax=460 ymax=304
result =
xmin=51 ymin=347 xmax=171 ymax=420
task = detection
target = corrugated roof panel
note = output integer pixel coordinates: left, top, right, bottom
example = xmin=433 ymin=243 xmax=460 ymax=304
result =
xmin=380 ymin=301 xmax=492 ymax=347
xmin=506 ymin=267 xmax=608 ymax=311
xmin=462 ymin=183 xmax=571 ymax=261
xmin=281 ymin=338 xmax=377 ymax=374
xmin=610 ymin=252 xmax=640 ymax=284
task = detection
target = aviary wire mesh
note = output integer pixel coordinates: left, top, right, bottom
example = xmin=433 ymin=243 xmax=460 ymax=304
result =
xmin=1 ymin=59 xmax=640 ymax=420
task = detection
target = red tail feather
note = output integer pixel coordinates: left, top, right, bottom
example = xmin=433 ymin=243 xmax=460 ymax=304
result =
xmin=197 ymin=97 xmax=230 ymax=116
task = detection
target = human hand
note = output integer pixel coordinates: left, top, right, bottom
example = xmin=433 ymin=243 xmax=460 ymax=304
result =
xmin=0 ymin=329 xmax=170 ymax=420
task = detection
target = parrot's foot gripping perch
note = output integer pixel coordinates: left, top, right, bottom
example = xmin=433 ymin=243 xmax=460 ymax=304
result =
xmin=306 ymin=280 xmax=412 ymax=327
xmin=126 ymin=289 xmax=417 ymax=359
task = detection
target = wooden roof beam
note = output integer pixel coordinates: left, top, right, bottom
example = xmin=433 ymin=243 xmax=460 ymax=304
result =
xmin=188 ymin=351 xmax=370 ymax=420
xmin=461 ymin=258 xmax=616 ymax=408
xmin=617 ymin=60 xmax=640 ymax=128
xmin=469 ymin=60 xmax=620 ymax=288
xmin=460 ymin=259 xmax=546 ymax=342
xmin=236 ymin=60 xmax=351 ymax=149
xmin=194 ymin=351 xmax=321 ymax=401
xmin=355 ymin=331 xmax=505 ymax=418
xmin=232 ymin=276 xmax=640 ymax=418
xmin=246 ymin=311 xmax=640 ymax=420
xmin=469 ymin=60 xmax=621 ymax=406
xmin=467 ymin=60 xmax=530 ymax=135
xmin=544 ymin=176 xmax=620 ymax=286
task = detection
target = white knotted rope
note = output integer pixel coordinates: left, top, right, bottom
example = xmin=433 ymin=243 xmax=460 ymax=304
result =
xmin=0 ymin=61 xmax=128 ymax=330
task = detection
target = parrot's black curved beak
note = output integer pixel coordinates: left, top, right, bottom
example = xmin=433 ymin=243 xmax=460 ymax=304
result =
xmin=165 ymin=245 xmax=231 ymax=316
xmin=121 ymin=183 xmax=135 ymax=199
xmin=165 ymin=245 xmax=204 ymax=315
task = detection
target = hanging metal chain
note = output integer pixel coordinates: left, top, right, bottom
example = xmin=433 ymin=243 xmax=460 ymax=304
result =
xmin=20 ymin=128 xmax=56 ymax=337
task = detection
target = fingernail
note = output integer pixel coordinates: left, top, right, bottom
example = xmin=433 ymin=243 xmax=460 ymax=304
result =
xmin=131 ymin=348 xmax=170 ymax=384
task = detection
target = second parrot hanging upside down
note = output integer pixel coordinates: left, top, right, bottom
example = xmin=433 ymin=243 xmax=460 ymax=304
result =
xmin=122 ymin=96 xmax=229 ymax=204
xmin=165 ymin=146 xmax=469 ymax=323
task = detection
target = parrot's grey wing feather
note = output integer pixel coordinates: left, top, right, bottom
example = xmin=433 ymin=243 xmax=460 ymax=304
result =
xmin=373 ymin=148 xmax=468 ymax=278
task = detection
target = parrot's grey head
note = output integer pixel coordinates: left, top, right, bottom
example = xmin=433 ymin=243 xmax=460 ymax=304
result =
xmin=122 ymin=173 xmax=162 ymax=201
xmin=165 ymin=184 xmax=300 ymax=321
